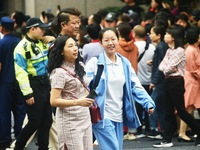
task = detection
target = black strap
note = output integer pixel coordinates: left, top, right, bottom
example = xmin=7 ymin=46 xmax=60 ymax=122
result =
xmin=91 ymin=64 xmax=104 ymax=90
xmin=137 ymin=41 xmax=149 ymax=62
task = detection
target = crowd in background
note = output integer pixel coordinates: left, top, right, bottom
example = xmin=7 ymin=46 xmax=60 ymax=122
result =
xmin=0 ymin=0 xmax=200 ymax=149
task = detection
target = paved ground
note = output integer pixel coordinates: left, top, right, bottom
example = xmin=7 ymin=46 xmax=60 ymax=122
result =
xmin=25 ymin=136 xmax=199 ymax=150
xmin=12 ymin=112 xmax=200 ymax=150
xmin=94 ymin=138 xmax=200 ymax=150
xmin=93 ymin=137 xmax=199 ymax=150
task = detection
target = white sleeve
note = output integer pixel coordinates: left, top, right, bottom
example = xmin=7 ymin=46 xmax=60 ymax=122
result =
xmin=85 ymin=57 xmax=98 ymax=86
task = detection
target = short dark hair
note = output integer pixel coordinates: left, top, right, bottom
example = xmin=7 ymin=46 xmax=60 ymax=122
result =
xmin=186 ymin=26 xmax=200 ymax=44
xmin=151 ymin=25 xmax=166 ymax=41
xmin=87 ymin=23 xmax=101 ymax=40
xmin=52 ymin=8 xmax=81 ymax=35
xmin=117 ymin=22 xmax=132 ymax=41
xmin=12 ymin=11 xmax=26 ymax=27
xmin=96 ymin=9 xmax=108 ymax=19
xmin=93 ymin=14 xmax=102 ymax=25
xmin=154 ymin=18 xmax=168 ymax=29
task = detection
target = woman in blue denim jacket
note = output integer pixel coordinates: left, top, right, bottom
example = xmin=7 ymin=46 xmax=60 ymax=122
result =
xmin=85 ymin=28 xmax=155 ymax=150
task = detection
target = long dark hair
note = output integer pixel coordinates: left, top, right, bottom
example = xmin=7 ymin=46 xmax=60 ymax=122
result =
xmin=166 ymin=25 xmax=185 ymax=49
xmin=48 ymin=35 xmax=85 ymax=80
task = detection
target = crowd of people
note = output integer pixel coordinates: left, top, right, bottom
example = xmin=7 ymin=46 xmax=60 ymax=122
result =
xmin=0 ymin=0 xmax=200 ymax=149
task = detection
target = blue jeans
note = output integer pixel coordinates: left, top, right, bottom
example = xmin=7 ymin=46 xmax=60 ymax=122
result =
xmin=149 ymin=84 xmax=165 ymax=131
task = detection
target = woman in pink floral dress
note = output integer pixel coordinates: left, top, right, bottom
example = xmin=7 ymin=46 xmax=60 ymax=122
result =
xmin=48 ymin=35 xmax=94 ymax=150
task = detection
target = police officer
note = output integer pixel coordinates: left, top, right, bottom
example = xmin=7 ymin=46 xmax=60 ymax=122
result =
xmin=14 ymin=17 xmax=52 ymax=150
xmin=0 ymin=16 xmax=26 ymax=150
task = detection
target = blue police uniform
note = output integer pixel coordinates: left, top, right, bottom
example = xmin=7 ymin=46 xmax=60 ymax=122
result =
xmin=0 ymin=17 xmax=26 ymax=148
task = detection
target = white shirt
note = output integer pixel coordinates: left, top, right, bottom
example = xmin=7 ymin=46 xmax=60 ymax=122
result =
xmin=104 ymin=53 xmax=125 ymax=122
xmin=134 ymin=41 xmax=155 ymax=85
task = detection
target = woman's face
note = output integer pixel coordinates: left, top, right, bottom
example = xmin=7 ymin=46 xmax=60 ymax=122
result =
xmin=164 ymin=32 xmax=174 ymax=45
xmin=149 ymin=28 xmax=160 ymax=43
xmin=63 ymin=37 xmax=78 ymax=63
xmin=101 ymin=30 xmax=118 ymax=56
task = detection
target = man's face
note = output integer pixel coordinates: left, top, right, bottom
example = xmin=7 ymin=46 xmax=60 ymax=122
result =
xmin=62 ymin=15 xmax=81 ymax=37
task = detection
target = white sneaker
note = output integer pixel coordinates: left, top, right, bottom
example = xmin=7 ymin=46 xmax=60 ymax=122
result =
xmin=146 ymin=129 xmax=162 ymax=139
xmin=127 ymin=134 xmax=136 ymax=140
xmin=123 ymin=133 xmax=136 ymax=140
xmin=154 ymin=134 xmax=163 ymax=140
xmin=153 ymin=141 xmax=173 ymax=148
xmin=135 ymin=133 xmax=145 ymax=139
xmin=93 ymin=140 xmax=98 ymax=145
xmin=123 ymin=134 xmax=129 ymax=140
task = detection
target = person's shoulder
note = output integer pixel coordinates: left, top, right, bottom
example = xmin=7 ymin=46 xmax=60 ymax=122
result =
xmin=7 ymin=34 xmax=21 ymax=43
xmin=149 ymin=43 xmax=155 ymax=50
xmin=175 ymin=47 xmax=185 ymax=55
xmin=14 ymin=38 xmax=29 ymax=51
xmin=87 ymin=56 xmax=98 ymax=64
xmin=117 ymin=53 xmax=130 ymax=64
xmin=157 ymin=41 xmax=169 ymax=51
xmin=177 ymin=47 xmax=185 ymax=51
xmin=17 ymin=38 xmax=27 ymax=45
xmin=85 ymin=56 xmax=99 ymax=71
xmin=50 ymin=68 xmax=68 ymax=81
xmin=82 ymin=43 xmax=92 ymax=50
xmin=51 ymin=67 xmax=66 ymax=76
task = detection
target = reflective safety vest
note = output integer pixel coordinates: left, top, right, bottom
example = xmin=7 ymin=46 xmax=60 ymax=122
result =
xmin=14 ymin=37 xmax=49 ymax=97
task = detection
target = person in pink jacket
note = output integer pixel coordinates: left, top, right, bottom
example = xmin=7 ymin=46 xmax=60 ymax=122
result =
xmin=179 ymin=26 xmax=200 ymax=142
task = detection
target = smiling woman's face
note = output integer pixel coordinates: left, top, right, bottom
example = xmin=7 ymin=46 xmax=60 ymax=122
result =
xmin=63 ymin=37 xmax=78 ymax=63
xmin=101 ymin=30 xmax=118 ymax=57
